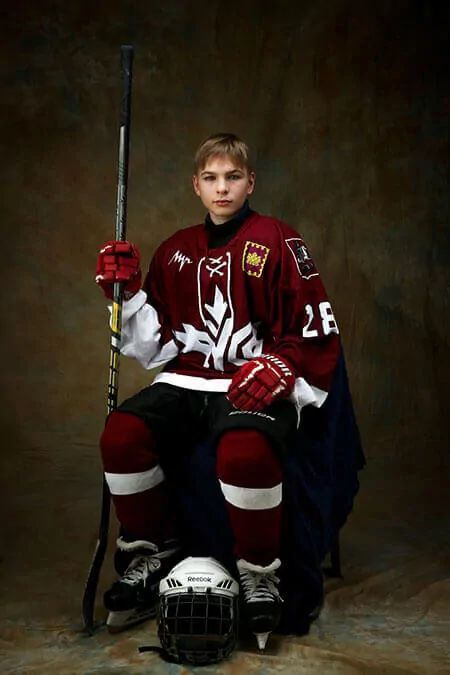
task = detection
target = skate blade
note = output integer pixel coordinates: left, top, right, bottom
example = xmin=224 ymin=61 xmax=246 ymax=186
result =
xmin=238 ymin=630 xmax=283 ymax=656
xmin=106 ymin=605 xmax=156 ymax=633
xmin=256 ymin=632 xmax=269 ymax=650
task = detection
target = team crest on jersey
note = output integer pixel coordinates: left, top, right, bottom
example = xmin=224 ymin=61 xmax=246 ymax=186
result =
xmin=285 ymin=238 xmax=319 ymax=279
xmin=242 ymin=241 xmax=270 ymax=278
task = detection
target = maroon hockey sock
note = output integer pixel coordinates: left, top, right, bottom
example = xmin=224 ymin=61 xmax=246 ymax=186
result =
xmin=216 ymin=428 xmax=282 ymax=565
xmin=100 ymin=412 xmax=176 ymax=545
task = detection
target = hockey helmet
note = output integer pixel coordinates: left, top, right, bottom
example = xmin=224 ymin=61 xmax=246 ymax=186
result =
xmin=158 ymin=556 xmax=239 ymax=665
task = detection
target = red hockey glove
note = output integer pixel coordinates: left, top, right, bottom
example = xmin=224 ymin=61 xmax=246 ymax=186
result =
xmin=95 ymin=240 xmax=141 ymax=300
xmin=227 ymin=354 xmax=295 ymax=412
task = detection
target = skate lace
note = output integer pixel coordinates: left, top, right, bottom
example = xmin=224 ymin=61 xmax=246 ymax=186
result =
xmin=239 ymin=568 xmax=281 ymax=603
xmin=122 ymin=547 xmax=178 ymax=586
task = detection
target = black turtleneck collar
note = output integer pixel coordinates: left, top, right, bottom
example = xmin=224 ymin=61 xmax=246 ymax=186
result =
xmin=205 ymin=200 xmax=254 ymax=249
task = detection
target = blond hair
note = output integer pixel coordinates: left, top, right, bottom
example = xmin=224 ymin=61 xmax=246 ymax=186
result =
xmin=194 ymin=133 xmax=252 ymax=174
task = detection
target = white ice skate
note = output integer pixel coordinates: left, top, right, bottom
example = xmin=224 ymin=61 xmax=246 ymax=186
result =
xmin=237 ymin=557 xmax=283 ymax=651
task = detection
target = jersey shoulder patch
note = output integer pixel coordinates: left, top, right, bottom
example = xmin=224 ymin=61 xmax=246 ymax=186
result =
xmin=285 ymin=238 xmax=319 ymax=279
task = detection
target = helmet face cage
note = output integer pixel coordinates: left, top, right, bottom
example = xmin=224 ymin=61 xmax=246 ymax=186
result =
xmin=157 ymin=558 xmax=239 ymax=666
xmin=158 ymin=590 xmax=239 ymax=665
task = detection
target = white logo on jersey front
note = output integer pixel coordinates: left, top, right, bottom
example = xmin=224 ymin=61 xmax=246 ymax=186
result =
xmin=169 ymin=250 xmax=193 ymax=271
xmin=205 ymin=256 xmax=227 ymax=277
xmin=174 ymin=252 xmax=263 ymax=371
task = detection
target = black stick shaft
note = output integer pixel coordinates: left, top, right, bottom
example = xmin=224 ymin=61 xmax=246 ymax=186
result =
xmin=115 ymin=44 xmax=133 ymax=242
xmin=82 ymin=45 xmax=134 ymax=635
xmin=109 ymin=44 xmax=134 ymax=414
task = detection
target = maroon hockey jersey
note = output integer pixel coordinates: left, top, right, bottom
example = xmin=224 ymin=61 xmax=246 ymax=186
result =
xmin=119 ymin=212 xmax=340 ymax=413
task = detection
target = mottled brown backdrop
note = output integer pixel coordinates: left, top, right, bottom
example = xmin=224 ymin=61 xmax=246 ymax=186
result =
xmin=1 ymin=1 xmax=449 ymax=673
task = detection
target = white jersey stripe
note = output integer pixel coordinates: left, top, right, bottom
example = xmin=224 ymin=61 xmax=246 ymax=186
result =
xmin=105 ymin=465 xmax=165 ymax=495
xmin=154 ymin=371 xmax=232 ymax=391
xmin=219 ymin=480 xmax=282 ymax=511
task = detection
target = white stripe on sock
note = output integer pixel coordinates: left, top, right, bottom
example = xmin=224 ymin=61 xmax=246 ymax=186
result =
xmin=105 ymin=465 xmax=165 ymax=495
xmin=219 ymin=480 xmax=282 ymax=510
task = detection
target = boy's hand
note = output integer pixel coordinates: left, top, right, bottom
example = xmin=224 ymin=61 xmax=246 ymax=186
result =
xmin=227 ymin=354 xmax=295 ymax=412
xmin=95 ymin=240 xmax=142 ymax=300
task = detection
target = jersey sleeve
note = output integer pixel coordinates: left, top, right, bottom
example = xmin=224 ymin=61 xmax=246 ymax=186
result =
xmin=112 ymin=245 xmax=179 ymax=370
xmin=265 ymin=228 xmax=340 ymax=409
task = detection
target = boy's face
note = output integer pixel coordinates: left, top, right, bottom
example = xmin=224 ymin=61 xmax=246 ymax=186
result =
xmin=193 ymin=155 xmax=255 ymax=225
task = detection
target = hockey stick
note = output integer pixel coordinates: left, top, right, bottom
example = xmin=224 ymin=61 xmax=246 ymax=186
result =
xmin=82 ymin=45 xmax=134 ymax=635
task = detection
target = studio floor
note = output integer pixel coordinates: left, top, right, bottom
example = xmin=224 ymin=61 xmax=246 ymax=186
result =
xmin=1 ymin=453 xmax=449 ymax=675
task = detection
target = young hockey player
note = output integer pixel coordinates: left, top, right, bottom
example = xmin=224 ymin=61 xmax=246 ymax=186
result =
xmin=95 ymin=133 xmax=362 ymax=648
